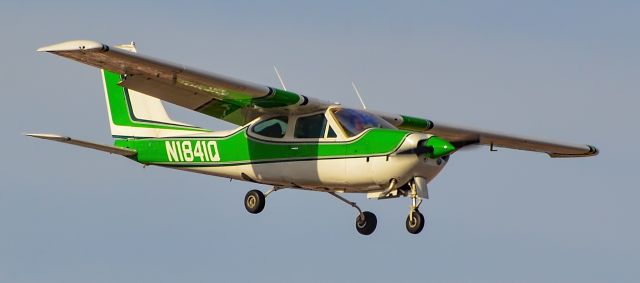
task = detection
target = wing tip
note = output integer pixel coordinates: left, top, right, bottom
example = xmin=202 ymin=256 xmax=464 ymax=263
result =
xmin=23 ymin=133 xmax=70 ymax=141
xmin=548 ymin=144 xmax=599 ymax=158
xmin=37 ymin=40 xmax=107 ymax=52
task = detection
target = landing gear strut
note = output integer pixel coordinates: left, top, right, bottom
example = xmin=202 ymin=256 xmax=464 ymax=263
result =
xmin=405 ymin=182 xmax=425 ymax=234
xmin=328 ymin=192 xmax=377 ymax=235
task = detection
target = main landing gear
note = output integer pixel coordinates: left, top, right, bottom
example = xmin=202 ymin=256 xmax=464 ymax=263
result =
xmin=243 ymin=184 xmax=425 ymax=235
xmin=328 ymin=192 xmax=377 ymax=235
xmin=243 ymin=186 xmax=282 ymax=214
xmin=244 ymin=190 xmax=265 ymax=214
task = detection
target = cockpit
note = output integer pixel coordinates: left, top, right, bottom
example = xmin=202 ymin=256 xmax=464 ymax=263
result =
xmin=250 ymin=107 xmax=396 ymax=140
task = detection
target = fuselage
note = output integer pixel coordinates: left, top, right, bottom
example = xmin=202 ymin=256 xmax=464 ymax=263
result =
xmin=114 ymin=125 xmax=449 ymax=193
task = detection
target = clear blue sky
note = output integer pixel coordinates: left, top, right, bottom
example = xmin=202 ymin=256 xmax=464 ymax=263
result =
xmin=1 ymin=1 xmax=638 ymax=282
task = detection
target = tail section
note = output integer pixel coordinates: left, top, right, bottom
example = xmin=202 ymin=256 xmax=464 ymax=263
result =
xmin=102 ymin=43 xmax=209 ymax=138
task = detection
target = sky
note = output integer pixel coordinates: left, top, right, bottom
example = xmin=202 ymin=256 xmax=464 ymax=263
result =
xmin=1 ymin=0 xmax=638 ymax=282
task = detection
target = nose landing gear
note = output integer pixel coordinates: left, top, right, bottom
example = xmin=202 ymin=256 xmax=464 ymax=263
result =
xmin=405 ymin=182 xmax=425 ymax=234
xmin=406 ymin=210 xmax=425 ymax=234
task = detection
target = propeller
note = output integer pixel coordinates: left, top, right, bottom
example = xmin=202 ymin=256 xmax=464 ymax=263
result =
xmin=450 ymin=138 xmax=482 ymax=152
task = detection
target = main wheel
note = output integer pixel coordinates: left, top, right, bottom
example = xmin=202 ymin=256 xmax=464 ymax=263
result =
xmin=355 ymin=211 xmax=377 ymax=235
xmin=405 ymin=210 xmax=425 ymax=234
xmin=244 ymin=190 xmax=265 ymax=214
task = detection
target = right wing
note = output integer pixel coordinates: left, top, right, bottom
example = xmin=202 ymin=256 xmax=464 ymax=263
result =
xmin=38 ymin=40 xmax=332 ymax=125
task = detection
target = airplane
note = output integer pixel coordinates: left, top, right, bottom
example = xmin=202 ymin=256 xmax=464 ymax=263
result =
xmin=27 ymin=40 xmax=599 ymax=235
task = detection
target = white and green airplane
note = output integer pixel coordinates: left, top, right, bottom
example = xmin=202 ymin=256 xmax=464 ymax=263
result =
xmin=28 ymin=40 xmax=598 ymax=235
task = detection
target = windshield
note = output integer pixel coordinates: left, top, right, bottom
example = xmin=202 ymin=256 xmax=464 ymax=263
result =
xmin=331 ymin=108 xmax=395 ymax=137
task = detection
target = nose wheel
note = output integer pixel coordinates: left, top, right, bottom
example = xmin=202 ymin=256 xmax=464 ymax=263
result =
xmin=406 ymin=210 xmax=425 ymax=234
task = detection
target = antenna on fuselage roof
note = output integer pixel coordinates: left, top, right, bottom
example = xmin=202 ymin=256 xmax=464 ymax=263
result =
xmin=273 ymin=66 xmax=287 ymax=90
xmin=351 ymin=81 xmax=367 ymax=110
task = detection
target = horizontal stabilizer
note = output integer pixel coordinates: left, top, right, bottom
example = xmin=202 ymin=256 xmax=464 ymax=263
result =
xmin=24 ymin=133 xmax=137 ymax=157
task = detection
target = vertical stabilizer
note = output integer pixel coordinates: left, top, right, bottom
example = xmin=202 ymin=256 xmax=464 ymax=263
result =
xmin=101 ymin=43 xmax=209 ymax=138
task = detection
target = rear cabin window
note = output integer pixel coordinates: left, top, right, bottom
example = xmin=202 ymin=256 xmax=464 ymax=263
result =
xmin=253 ymin=116 xmax=288 ymax=138
xmin=294 ymin=113 xmax=327 ymax=139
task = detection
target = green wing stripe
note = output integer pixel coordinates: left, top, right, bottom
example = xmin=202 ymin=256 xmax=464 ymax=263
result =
xmin=398 ymin=115 xmax=434 ymax=131
xmin=253 ymin=88 xmax=300 ymax=108
xmin=195 ymin=87 xmax=301 ymax=125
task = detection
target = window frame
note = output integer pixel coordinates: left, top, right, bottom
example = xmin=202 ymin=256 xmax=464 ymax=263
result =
xmin=290 ymin=110 xmax=346 ymax=141
xmin=248 ymin=109 xmax=350 ymax=142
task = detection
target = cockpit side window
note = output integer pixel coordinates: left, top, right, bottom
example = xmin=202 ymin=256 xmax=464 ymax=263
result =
xmin=252 ymin=116 xmax=288 ymax=138
xmin=331 ymin=108 xmax=395 ymax=137
xmin=294 ymin=113 xmax=327 ymax=139
xmin=325 ymin=125 xmax=337 ymax=138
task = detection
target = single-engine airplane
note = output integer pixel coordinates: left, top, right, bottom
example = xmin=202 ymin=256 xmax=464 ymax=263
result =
xmin=28 ymin=40 xmax=598 ymax=235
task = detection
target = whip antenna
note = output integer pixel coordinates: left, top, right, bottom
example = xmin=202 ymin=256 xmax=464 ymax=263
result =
xmin=273 ymin=66 xmax=287 ymax=90
xmin=351 ymin=82 xmax=367 ymax=109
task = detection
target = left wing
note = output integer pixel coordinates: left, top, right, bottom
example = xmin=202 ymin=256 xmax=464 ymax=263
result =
xmin=376 ymin=112 xmax=598 ymax=158
xmin=38 ymin=40 xmax=332 ymax=125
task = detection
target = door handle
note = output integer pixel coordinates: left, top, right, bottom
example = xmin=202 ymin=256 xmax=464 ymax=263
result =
xmin=291 ymin=147 xmax=299 ymax=150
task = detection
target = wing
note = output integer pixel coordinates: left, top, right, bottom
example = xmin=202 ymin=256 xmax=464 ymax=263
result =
xmin=376 ymin=112 xmax=598 ymax=158
xmin=38 ymin=40 xmax=332 ymax=125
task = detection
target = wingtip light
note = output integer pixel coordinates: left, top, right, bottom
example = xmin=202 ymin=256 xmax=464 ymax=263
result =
xmin=36 ymin=40 xmax=105 ymax=52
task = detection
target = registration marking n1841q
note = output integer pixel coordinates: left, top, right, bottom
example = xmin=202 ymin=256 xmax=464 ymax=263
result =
xmin=165 ymin=140 xmax=220 ymax=162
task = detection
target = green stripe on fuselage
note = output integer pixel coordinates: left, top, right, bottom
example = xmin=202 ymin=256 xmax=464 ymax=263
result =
xmin=114 ymin=128 xmax=410 ymax=166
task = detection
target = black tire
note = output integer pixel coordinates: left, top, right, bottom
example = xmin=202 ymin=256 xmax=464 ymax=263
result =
xmin=405 ymin=210 xmax=425 ymax=234
xmin=355 ymin=211 xmax=377 ymax=235
xmin=244 ymin=190 xmax=265 ymax=214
